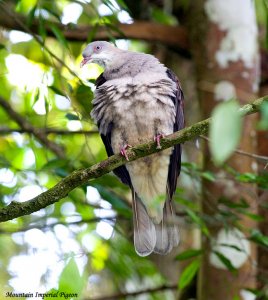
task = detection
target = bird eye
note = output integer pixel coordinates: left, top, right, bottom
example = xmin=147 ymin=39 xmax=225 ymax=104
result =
xmin=95 ymin=45 xmax=102 ymax=52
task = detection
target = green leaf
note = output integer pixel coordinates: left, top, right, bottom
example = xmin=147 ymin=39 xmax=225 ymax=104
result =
xmin=43 ymin=7 xmax=61 ymax=22
xmin=73 ymin=84 xmax=94 ymax=118
xmin=235 ymin=172 xmax=258 ymax=183
xmin=151 ymin=7 xmax=177 ymax=25
xmin=0 ymin=44 xmax=6 ymax=50
xmin=235 ymin=172 xmax=268 ymax=188
xmin=38 ymin=16 xmax=47 ymax=42
xmin=209 ymin=100 xmax=242 ymax=165
xmin=50 ymin=25 xmax=69 ymax=51
xmin=32 ymin=88 xmax=40 ymax=105
xmin=178 ymin=259 xmax=200 ymax=290
xmin=201 ymin=171 xmax=216 ymax=182
xmin=186 ymin=208 xmax=209 ymax=236
xmin=16 ymin=0 xmax=37 ymax=13
xmin=27 ymin=5 xmax=37 ymax=27
xmin=65 ymin=113 xmax=80 ymax=121
xmin=116 ymin=0 xmax=129 ymax=10
xmin=87 ymin=24 xmax=100 ymax=42
xmin=249 ymin=229 xmax=268 ymax=247
xmin=258 ymin=101 xmax=268 ymax=129
xmin=175 ymin=249 xmax=203 ymax=261
xmin=48 ymin=85 xmax=66 ymax=97
xmin=242 ymin=212 xmax=264 ymax=221
xmin=213 ymin=251 xmax=237 ymax=272
xmin=58 ymin=258 xmax=85 ymax=295
xmin=42 ymin=158 xmax=70 ymax=171
xmin=219 ymin=197 xmax=249 ymax=209
xmin=218 ymin=243 xmax=244 ymax=252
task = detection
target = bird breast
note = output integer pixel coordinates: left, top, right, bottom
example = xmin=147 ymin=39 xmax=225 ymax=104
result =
xmin=92 ymin=72 xmax=176 ymax=144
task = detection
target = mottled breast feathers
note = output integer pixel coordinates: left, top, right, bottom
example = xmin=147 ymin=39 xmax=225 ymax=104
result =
xmin=92 ymin=69 xmax=184 ymax=191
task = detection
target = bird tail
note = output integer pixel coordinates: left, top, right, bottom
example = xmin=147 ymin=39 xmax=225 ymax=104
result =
xmin=154 ymin=198 xmax=180 ymax=254
xmin=132 ymin=190 xmax=179 ymax=256
xmin=132 ymin=190 xmax=156 ymax=256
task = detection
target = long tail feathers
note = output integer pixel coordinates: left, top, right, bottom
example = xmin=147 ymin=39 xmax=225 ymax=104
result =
xmin=132 ymin=191 xmax=156 ymax=256
xmin=132 ymin=190 xmax=179 ymax=256
xmin=154 ymin=199 xmax=179 ymax=254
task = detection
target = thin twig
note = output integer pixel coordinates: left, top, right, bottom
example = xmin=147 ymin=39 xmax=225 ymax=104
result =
xmin=84 ymin=284 xmax=177 ymax=300
xmin=0 ymin=216 xmax=125 ymax=234
xmin=0 ymin=95 xmax=266 ymax=223
xmin=200 ymin=135 xmax=268 ymax=163
xmin=0 ymin=96 xmax=65 ymax=158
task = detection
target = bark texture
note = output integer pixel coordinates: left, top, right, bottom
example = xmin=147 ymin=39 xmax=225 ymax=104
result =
xmin=257 ymin=50 xmax=268 ymax=296
xmin=188 ymin=1 xmax=260 ymax=299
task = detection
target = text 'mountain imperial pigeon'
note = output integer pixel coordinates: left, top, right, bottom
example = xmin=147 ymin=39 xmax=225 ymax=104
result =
xmin=81 ymin=41 xmax=184 ymax=256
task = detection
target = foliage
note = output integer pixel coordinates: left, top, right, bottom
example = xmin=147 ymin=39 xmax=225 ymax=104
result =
xmin=209 ymin=100 xmax=242 ymax=165
xmin=178 ymin=258 xmax=200 ymax=290
xmin=0 ymin=0 xmax=267 ymax=299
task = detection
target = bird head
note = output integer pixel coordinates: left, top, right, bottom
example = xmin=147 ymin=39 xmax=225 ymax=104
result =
xmin=80 ymin=41 xmax=118 ymax=69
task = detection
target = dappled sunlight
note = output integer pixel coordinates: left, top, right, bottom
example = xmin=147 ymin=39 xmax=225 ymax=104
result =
xmin=55 ymin=94 xmax=71 ymax=110
xmin=0 ymin=168 xmax=17 ymax=188
xmin=9 ymin=31 xmax=32 ymax=44
xmin=81 ymin=234 xmax=98 ymax=253
xmin=61 ymin=3 xmax=83 ymax=25
xmin=5 ymin=54 xmax=53 ymax=91
xmin=66 ymin=120 xmax=83 ymax=131
xmin=96 ymin=221 xmax=114 ymax=240
xmin=87 ymin=186 xmax=116 ymax=240
xmin=86 ymin=186 xmax=101 ymax=204
xmin=17 ymin=185 xmax=45 ymax=202
xmin=60 ymin=202 xmax=76 ymax=216
xmin=79 ymin=62 xmax=103 ymax=84
xmin=9 ymin=228 xmax=86 ymax=292
xmin=23 ymin=149 xmax=36 ymax=168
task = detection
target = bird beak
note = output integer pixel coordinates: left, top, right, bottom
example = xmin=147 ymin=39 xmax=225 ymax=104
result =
xmin=80 ymin=56 xmax=91 ymax=68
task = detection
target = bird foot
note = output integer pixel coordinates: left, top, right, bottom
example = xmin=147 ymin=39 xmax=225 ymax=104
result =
xmin=120 ymin=144 xmax=132 ymax=161
xmin=154 ymin=134 xmax=164 ymax=149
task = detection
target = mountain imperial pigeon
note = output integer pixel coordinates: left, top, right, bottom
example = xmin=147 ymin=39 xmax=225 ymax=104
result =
xmin=81 ymin=41 xmax=184 ymax=256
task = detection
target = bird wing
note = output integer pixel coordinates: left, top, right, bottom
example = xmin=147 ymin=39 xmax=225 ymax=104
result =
xmin=95 ymin=73 xmax=132 ymax=186
xmin=166 ymin=68 xmax=185 ymax=199
xmin=153 ymin=69 xmax=184 ymax=255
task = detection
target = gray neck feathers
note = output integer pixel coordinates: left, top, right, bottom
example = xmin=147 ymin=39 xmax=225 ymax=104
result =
xmin=103 ymin=51 xmax=166 ymax=79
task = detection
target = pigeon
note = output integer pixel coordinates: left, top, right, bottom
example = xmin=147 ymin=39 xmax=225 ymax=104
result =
xmin=81 ymin=41 xmax=184 ymax=256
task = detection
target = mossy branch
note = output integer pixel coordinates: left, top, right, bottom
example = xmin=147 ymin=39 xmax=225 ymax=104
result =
xmin=0 ymin=96 xmax=267 ymax=223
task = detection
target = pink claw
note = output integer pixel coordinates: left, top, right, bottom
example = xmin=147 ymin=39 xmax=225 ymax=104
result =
xmin=120 ymin=144 xmax=131 ymax=161
xmin=154 ymin=134 xmax=164 ymax=149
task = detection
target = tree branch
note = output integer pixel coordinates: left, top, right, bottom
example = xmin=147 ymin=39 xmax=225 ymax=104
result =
xmin=0 ymin=96 xmax=65 ymax=159
xmin=0 ymin=96 xmax=266 ymax=223
xmin=0 ymin=127 xmax=98 ymax=135
xmin=84 ymin=284 xmax=177 ymax=300
xmin=0 ymin=4 xmax=188 ymax=50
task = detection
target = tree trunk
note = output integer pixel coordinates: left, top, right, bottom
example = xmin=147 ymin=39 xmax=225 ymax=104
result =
xmin=188 ymin=1 xmax=259 ymax=299
xmin=257 ymin=50 xmax=268 ymax=297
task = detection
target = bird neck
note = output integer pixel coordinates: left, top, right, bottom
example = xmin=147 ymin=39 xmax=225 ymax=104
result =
xmin=103 ymin=51 xmax=166 ymax=79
